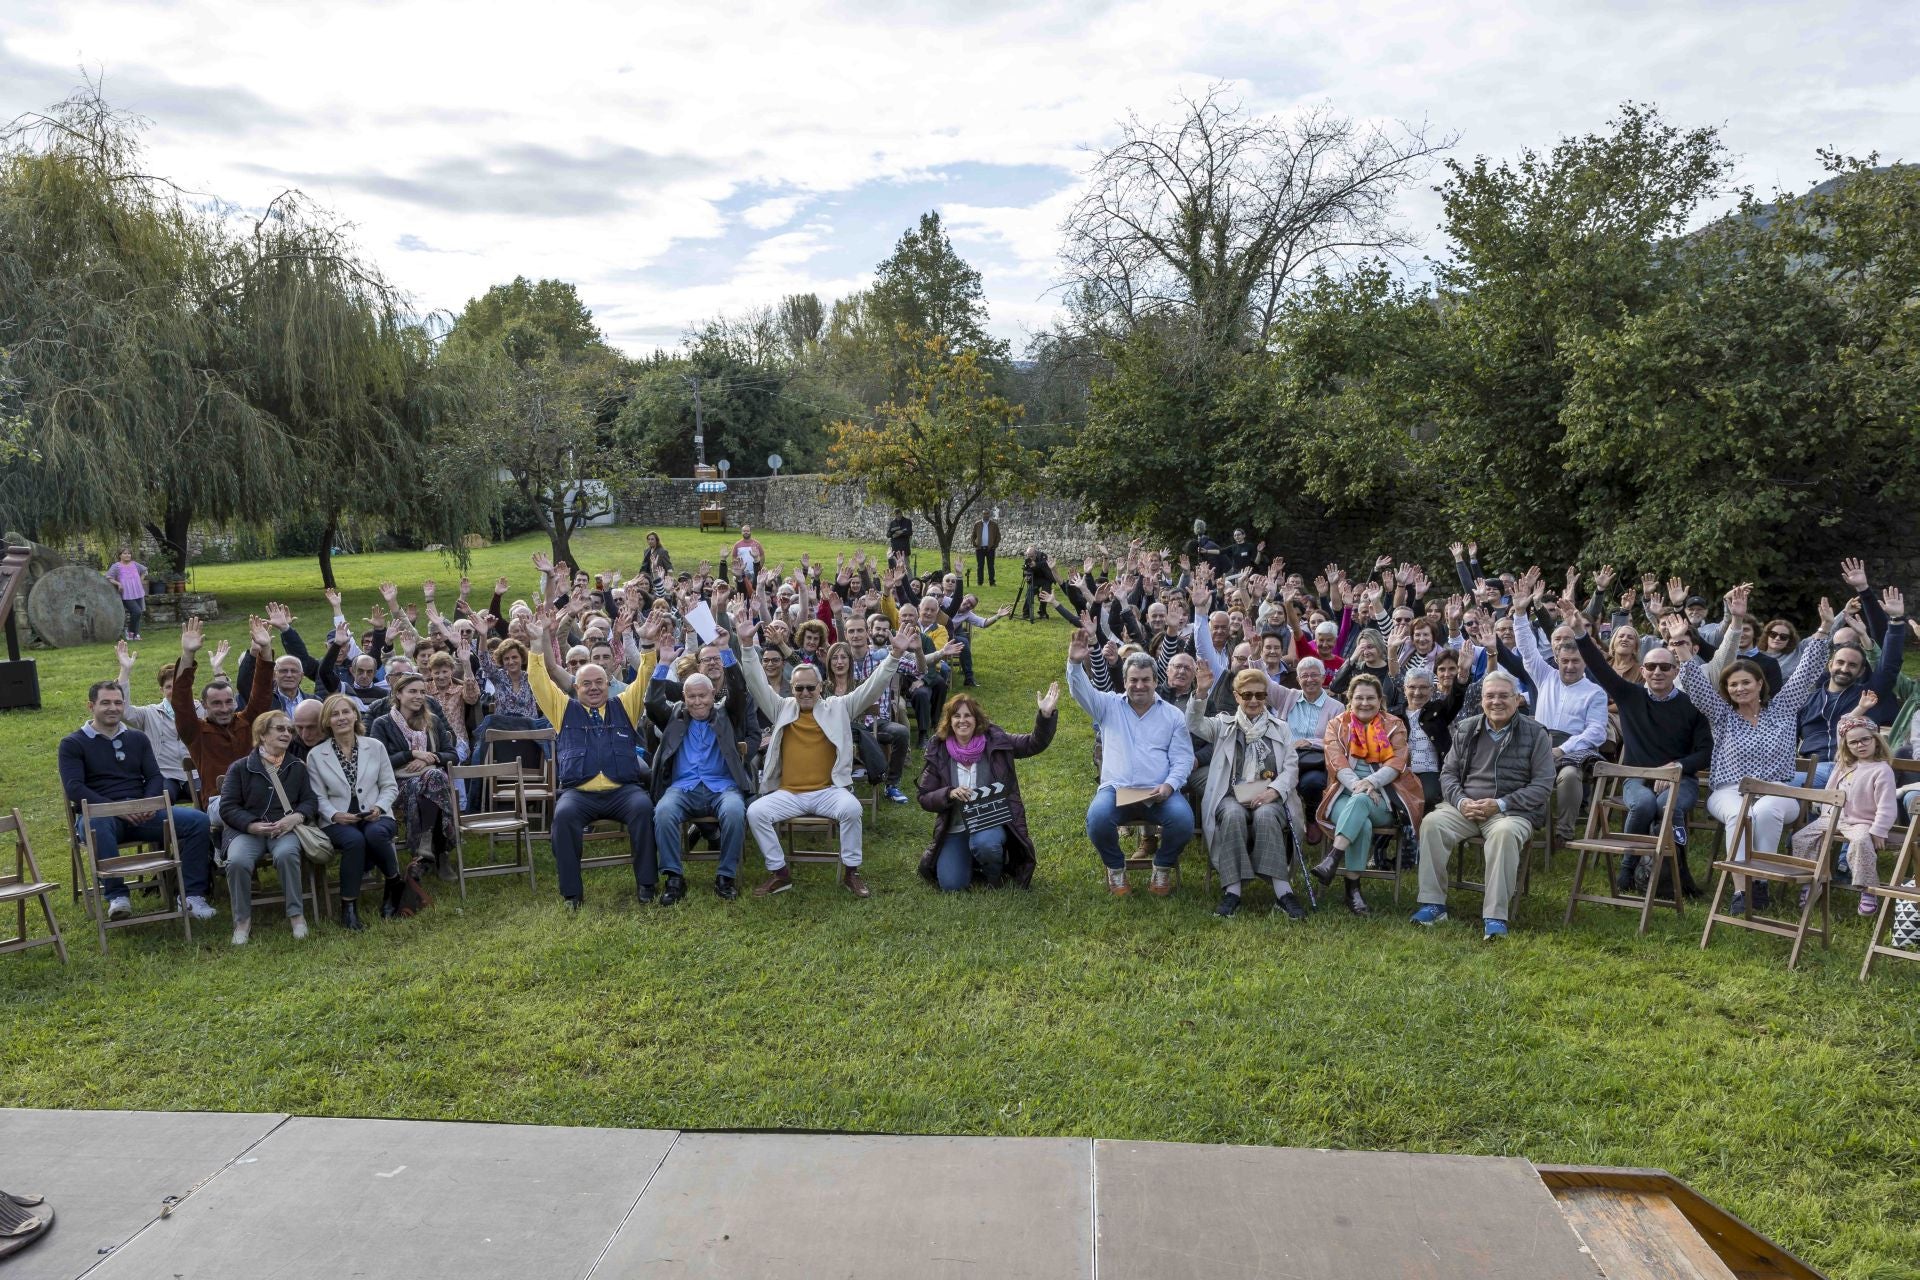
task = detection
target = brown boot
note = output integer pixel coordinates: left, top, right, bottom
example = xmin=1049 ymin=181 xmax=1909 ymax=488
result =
xmin=840 ymin=867 xmax=872 ymax=898
xmin=753 ymin=867 xmax=793 ymax=897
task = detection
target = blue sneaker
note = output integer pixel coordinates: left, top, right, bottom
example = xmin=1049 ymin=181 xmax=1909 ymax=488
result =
xmin=1410 ymin=904 xmax=1448 ymax=926
xmin=885 ymin=786 xmax=909 ymax=805
xmin=1482 ymin=919 xmax=1508 ymax=941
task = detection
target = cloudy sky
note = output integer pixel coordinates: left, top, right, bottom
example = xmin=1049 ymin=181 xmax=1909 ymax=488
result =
xmin=4 ymin=1 xmax=1915 ymax=355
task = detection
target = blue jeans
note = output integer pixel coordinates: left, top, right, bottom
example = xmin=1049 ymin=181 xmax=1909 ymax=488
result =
xmin=82 ymin=806 xmax=212 ymax=898
xmin=1622 ymin=776 xmax=1698 ymax=843
xmin=936 ymin=824 xmax=1007 ymax=890
xmin=1085 ymin=787 xmax=1195 ymax=870
xmin=653 ymin=784 xmax=747 ymax=880
xmin=1791 ymin=760 xmax=1835 ymax=789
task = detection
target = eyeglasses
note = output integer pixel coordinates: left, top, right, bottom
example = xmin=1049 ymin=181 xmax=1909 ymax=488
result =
xmin=1237 ymin=690 xmax=1269 ymax=701
xmin=1642 ymin=661 xmax=1675 ymax=672
xmin=1767 ymin=631 xmax=1791 ymax=642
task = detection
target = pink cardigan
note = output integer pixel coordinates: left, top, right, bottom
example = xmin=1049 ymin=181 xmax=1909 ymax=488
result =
xmin=1820 ymin=761 xmax=1899 ymax=846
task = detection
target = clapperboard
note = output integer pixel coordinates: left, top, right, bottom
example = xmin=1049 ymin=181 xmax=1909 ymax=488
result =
xmin=961 ymin=781 xmax=1014 ymax=832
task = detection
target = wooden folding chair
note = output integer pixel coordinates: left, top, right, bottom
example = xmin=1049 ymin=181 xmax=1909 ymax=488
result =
xmin=1860 ymin=818 xmax=1920 ymax=980
xmin=0 ymin=809 xmax=66 ymax=964
xmin=1564 ymin=764 xmax=1686 ymax=935
xmin=1449 ymin=793 xmax=1551 ymax=899
xmin=777 ymin=815 xmax=846 ymax=867
xmin=1699 ymin=779 xmax=1842 ymax=969
xmin=1352 ymin=824 xmax=1409 ymax=905
xmin=448 ymin=762 xmax=536 ymax=899
xmin=78 ymin=797 xmax=192 ymax=954
xmin=483 ymin=726 xmax=556 ymax=837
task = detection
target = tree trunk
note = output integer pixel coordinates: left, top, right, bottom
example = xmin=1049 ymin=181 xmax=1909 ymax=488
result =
xmin=545 ymin=498 xmax=576 ymax=571
xmin=154 ymin=503 xmax=193 ymax=582
xmin=317 ymin=511 xmax=339 ymax=591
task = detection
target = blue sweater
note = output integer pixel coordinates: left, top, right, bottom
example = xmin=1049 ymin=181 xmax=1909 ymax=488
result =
xmin=59 ymin=726 xmax=164 ymax=806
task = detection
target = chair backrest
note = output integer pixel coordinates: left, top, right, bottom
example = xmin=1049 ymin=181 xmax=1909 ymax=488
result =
xmin=81 ymin=796 xmax=176 ymax=820
xmin=451 ymin=761 xmax=529 ymax=816
xmin=0 ymin=809 xmax=20 ymax=838
xmin=485 ymin=726 xmax=557 ymax=745
xmin=1581 ymin=762 xmax=1684 ymax=844
xmin=1733 ymin=777 xmax=1842 ymax=873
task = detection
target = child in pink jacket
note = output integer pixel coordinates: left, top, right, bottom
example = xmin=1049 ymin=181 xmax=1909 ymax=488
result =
xmin=1791 ymin=714 xmax=1898 ymax=914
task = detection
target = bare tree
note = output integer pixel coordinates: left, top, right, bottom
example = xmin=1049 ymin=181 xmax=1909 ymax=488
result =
xmin=1061 ymin=86 xmax=1452 ymax=350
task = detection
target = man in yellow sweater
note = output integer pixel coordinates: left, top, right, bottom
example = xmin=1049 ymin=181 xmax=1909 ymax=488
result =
xmin=741 ymin=612 xmax=913 ymax=897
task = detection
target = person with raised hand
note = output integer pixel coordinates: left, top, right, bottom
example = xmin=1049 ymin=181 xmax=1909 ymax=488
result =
xmin=646 ymin=623 xmax=754 ymax=903
xmin=916 ymin=683 xmax=1059 ymax=892
xmin=1679 ymin=585 xmax=1840 ymax=916
xmin=115 ymin=638 xmax=193 ymax=805
xmin=1069 ymin=617 xmax=1196 ymax=898
xmin=172 ymin=615 xmax=277 ymax=822
xmin=742 ymin=610 xmax=909 ymax=898
xmin=526 ymin=605 xmax=660 ymax=909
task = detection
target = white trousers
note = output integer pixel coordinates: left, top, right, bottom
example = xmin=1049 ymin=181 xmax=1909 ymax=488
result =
xmin=748 ymin=787 xmax=866 ymax=869
xmin=1706 ymin=786 xmax=1799 ymax=860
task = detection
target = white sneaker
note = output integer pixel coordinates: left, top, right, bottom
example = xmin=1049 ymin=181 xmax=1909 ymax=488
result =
xmin=231 ymin=921 xmax=251 ymax=946
xmin=185 ymin=895 xmax=217 ymax=921
xmin=106 ymin=895 xmax=132 ymax=920
xmin=290 ymin=916 xmax=309 ymax=941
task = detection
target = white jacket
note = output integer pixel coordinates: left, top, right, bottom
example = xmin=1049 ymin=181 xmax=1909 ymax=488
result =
xmin=306 ymin=735 xmax=400 ymax=821
xmin=742 ymin=645 xmax=899 ymax=792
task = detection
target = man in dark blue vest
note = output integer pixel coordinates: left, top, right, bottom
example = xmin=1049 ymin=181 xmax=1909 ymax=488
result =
xmin=527 ymin=608 xmax=657 ymax=909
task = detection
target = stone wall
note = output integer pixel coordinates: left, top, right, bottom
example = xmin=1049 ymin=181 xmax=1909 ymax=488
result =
xmin=616 ymin=475 xmax=1110 ymax=561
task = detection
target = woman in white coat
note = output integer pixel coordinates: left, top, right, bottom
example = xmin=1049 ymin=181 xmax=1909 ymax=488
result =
xmin=1187 ymin=664 xmax=1304 ymax=920
xmin=308 ymin=693 xmax=402 ymax=929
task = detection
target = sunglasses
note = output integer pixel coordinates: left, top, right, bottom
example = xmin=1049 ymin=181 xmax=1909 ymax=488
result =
xmin=1767 ymin=631 xmax=1791 ymax=641
xmin=1642 ymin=661 xmax=1675 ymax=672
xmin=1237 ymin=690 xmax=1269 ymax=701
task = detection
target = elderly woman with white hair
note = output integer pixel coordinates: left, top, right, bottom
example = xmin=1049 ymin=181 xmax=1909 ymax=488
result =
xmin=1188 ymin=664 xmax=1305 ymax=919
xmin=1286 ymin=656 xmax=1343 ymax=840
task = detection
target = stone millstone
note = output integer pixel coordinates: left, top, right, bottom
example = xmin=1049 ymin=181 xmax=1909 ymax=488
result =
xmin=24 ymin=564 xmax=128 ymax=648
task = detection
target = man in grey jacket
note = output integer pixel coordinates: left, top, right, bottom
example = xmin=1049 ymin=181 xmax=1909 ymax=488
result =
xmin=1410 ymin=670 xmax=1554 ymax=939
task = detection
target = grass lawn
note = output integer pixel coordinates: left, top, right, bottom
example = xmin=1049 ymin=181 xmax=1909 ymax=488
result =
xmin=2 ymin=526 xmax=1917 ymax=1277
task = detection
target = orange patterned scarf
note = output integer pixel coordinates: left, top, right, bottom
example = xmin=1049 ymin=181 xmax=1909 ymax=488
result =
xmin=1345 ymin=712 xmax=1396 ymax=766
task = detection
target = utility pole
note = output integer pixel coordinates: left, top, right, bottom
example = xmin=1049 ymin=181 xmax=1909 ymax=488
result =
xmin=685 ymin=374 xmax=706 ymax=468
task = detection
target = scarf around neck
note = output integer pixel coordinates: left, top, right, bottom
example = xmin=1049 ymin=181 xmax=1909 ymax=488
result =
xmin=1346 ymin=711 xmax=1395 ymax=765
xmin=947 ymin=731 xmax=988 ymax=767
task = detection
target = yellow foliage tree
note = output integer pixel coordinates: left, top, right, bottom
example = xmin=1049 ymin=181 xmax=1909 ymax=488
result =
xmin=826 ymin=333 xmax=1041 ymax=571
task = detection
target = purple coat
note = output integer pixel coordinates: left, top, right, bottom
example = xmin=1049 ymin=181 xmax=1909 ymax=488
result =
xmin=916 ymin=709 xmax=1057 ymax=888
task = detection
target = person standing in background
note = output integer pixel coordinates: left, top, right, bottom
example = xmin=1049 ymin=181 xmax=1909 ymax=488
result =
xmin=106 ymin=548 xmax=149 ymax=641
xmin=974 ymin=509 xmax=1002 ymax=586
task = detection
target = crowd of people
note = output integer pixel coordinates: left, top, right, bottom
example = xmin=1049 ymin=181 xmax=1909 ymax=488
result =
xmin=58 ymin=522 xmax=1920 ymax=949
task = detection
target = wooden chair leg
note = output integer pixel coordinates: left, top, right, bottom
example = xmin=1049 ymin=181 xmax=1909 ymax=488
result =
xmin=1699 ymin=866 xmax=1730 ymax=950
xmin=1787 ymin=879 xmax=1823 ymax=971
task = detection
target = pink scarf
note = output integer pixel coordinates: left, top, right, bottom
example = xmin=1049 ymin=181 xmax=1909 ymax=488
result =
xmin=947 ymin=732 xmax=988 ymax=767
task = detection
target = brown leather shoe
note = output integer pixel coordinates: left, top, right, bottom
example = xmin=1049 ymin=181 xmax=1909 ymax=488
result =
xmin=1105 ymin=868 xmax=1131 ymax=896
xmin=840 ymin=867 xmax=872 ymax=898
xmin=1149 ymin=865 xmax=1177 ymax=897
xmin=753 ymin=868 xmax=793 ymax=897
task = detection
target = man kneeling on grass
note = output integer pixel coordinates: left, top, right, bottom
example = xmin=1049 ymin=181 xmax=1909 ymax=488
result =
xmin=741 ymin=612 xmax=911 ymax=898
xmin=1410 ymin=670 xmax=1554 ymax=941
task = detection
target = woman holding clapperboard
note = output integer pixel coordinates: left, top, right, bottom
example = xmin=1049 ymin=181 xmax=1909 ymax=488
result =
xmin=916 ymin=686 xmax=1060 ymax=891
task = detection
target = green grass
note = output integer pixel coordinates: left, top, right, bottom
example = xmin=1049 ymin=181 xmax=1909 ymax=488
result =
xmin=2 ymin=527 xmax=1917 ymax=1278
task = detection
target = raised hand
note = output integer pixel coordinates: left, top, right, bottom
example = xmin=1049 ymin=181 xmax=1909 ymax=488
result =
xmin=1373 ymin=554 xmax=1393 ymax=572
xmin=458 ymin=576 xmax=472 ymax=598
xmin=1594 ymin=564 xmax=1615 ymax=590
xmin=1450 ymin=541 xmax=1465 ymax=560
xmin=1881 ymin=586 xmax=1905 ymax=620
xmin=1067 ymin=624 xmax=1091 ymax=666
xmin=1724 ymin=583 xmax=1751 ymax=618
xmin=324 ymin=587 xmax=342 ymax=609
xmin=249 ymin=614 xmax=271 ymax=649
xmin=1641 ymin=572 xmax=1659 ymax=596
xmin=1194 ymin=659 xmax=1214 ymax=695
xmin=211 ymin=639 xmax=231 ymax=669
xmin=266 ymin=601 xmax=292 ymax=630
xmin=891 ymin=621 xmax=920 ymax=655
xmin=1037 ymin=681 xmax=1060 ymax=716
xmin=181 ymin=617 xmax=205 ymax=654
xmin=421 ymin=579 xmax=436 ymax=600
xmin=1466 ymin=541 xmax=1478 ymax=559
xmin=1840 ymin=557 xmax=1869 ymax=593
xmin=1858 ymin=689 xmax=1881 ymax=715
xmin=1665 ymin=576 xmax=1687 ymax=604
xmin=116 ymin=638 xmax=135 ymax=668
xmin=531 ymin=551 xmax=553 ymax=574
xmin=1619 ymin=586 xmax=1638 ymax=612
xmin=494 ymin=575 xmax=511 ymax=597
xmin=333 ymin=621 xmax=351 ymax=647
xmin=1817 ymin=596 xmax=1836 ymax=629
xmin=379 ymin=581 xmax=399 ymax=604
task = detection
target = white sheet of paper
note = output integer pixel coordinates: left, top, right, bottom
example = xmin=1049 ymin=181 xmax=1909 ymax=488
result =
xmin=684 ymin=602 xmax=719 ymax=644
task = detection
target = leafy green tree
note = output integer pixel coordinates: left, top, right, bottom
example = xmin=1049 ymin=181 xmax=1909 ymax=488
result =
xmin=826 ymin=334 xmax=1040 ymax=569
xmin=444 ymin=278 xmax=632 ymax=568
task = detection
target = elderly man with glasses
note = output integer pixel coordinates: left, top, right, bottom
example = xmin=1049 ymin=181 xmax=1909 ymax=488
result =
xmin=740 ymin=612 xmax=913 ymax=898
xmin=1410 ymin=670 xmax=1555 ymax=940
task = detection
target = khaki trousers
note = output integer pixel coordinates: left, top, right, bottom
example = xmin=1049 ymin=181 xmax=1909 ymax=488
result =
xmin=1417 ymin=804 xmax=1534 ymax=923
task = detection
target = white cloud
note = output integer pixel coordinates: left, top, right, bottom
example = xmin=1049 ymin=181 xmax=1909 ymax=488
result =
xmin=741 ymin=196 xmax=808 ymax=230
xmin=3 ymin=0 xmax=1914 ymax=357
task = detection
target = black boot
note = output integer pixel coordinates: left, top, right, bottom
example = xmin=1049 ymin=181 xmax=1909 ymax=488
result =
xmin=340 ymin=900 xmax=364 ymax=932
xmin=1311 ymin=849 xmax=1339 ymax=886
xmin=1345 ymin=878 xmax=1371 ymax=917
xmin=380 ymin=877 xmax=405 ymax=919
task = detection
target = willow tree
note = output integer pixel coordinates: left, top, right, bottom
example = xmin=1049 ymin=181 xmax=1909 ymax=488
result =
xmin=224 ymin=192 xmax=494 ymax=587
xmin=0 ymin=88 xmax=282 ymax=572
